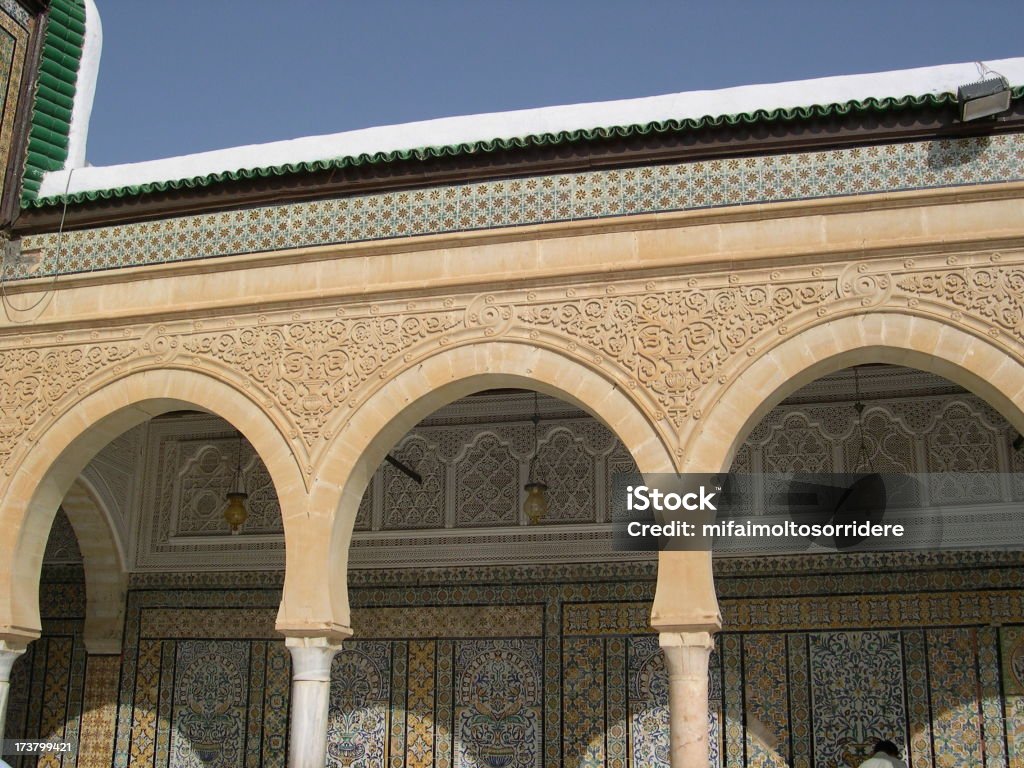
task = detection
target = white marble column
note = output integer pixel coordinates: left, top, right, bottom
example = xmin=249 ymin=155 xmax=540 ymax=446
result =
xmin=660 ymin=631 xmax=715 ymax=768
xmin=0 ymin=639 xmax=27 ymax=739
xmin=287 ymin=636 xmax=343 ymax=768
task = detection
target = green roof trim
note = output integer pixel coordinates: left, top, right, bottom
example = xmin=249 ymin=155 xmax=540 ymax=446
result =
xmin=20 ymin=0 xmax=86 ymax=204
xmin=20 ymin=78 xmax=1024 ymax=210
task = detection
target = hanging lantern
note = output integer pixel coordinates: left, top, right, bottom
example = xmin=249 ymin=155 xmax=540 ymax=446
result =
xmin=523 ymin=392 xmax=549 ymax=524
xmin=523 ymin=480 xmax=549 ymax=525
xmin=223 ymin=431 xmax=248 ymax=534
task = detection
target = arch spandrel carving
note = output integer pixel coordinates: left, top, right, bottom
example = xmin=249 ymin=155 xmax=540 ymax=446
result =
xmin=0 ymin=368 xmax=307 ymax=640
xmin=2 ymin=251 xmax=1022 ymax=486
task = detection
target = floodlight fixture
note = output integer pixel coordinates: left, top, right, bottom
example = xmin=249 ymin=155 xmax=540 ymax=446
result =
xmin=958 ymin=76 xmax=1011 ymax=122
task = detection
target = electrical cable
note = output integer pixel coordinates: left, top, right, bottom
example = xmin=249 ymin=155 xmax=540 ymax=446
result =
xmin=1 ymin=168 xmax=73 ymax=322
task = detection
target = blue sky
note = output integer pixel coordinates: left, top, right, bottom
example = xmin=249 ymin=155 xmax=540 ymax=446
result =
xmin=86 ymin=1 xmax=1023 ymax=166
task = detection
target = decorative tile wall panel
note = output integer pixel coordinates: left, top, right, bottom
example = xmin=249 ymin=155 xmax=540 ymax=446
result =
xmin=78 ymin=656 xmax=120 ymax=768
xmin=743 ymin=635 xmax=789 ymax=768
xmin=10 ymin=552 xmax=1024 ymax=767
xmin=629 ymin=636 xmax=671 ymax=767
xmin=562 ymin=638 xmax=605 ymax=766
xmin=927 ymin=629 xmax=985 ymax=767
xmin=0 ymin=7 xmax=29 ymax=203
xmin=809 ymin=631 xmax=907 ymax=766
xmin=13 ymin=134 xmax=1024 ymax=280
xmin=327 ymin=642 xmax=391 ymax=767
xmin=169 ymin=641 xmax=250 ymax=767
xmin=454 ymin=639 xmax=543 ymax=768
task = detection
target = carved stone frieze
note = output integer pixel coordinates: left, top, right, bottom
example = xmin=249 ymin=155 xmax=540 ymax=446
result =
xmin=895 ymin=263 xmax=1024 ymax=341
xmin=2 ymin=251 xmax=1024 ymax=495
xmin=0 ymin=336 xmax=138 ymax=476
xmin=178 ymin=313 xmax=464 ymax=447
xmin=519 ymin=283 xmax=833 ymax=428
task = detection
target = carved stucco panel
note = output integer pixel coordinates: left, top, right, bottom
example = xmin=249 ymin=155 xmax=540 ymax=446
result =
xmin=0 ymin=328 xmax=141 ymax=484
xmin=2 ymin=251 xmax=1023 ymax=496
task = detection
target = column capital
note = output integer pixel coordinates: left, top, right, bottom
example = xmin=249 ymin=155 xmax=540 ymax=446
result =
xmin=659 ymin=631 xmax=715 ymax=650
xmin=285 ymin=636 xmax=343 ymax=683
xmin=0 ymin=639 xmax=26 ymax=682
xmin=659 ymin=631 xmax=715 ymax=678
xmin=0 ymin=629 xmax=38 ymax=648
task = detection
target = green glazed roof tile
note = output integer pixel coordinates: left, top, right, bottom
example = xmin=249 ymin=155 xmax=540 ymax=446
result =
xmin=25 ymin=85 xmax=1024 ymax=209
xmin=20 ymin=0 xmax=86 ymax=205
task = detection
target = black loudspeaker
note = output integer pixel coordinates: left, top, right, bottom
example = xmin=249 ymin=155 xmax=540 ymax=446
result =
xmin=782 ymin=472 xmax=888 ymax=550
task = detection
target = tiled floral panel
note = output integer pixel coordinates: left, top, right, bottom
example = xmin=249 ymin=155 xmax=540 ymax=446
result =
xmin=168 ymin=641 xmax=251 ymax=767
xmin=0 ymin=3 xmax=29 ymax=204
xmin=13 ymin=132 xmax=1024 ymax=280
xmin=454 ymin=639 xmax=543 ymax=768
xmin=327 ymin=641 xmax=392 ymax=767
xmin=808 ymin=631 xmax=907 ymax=767
xmin=7 ymin=553 xmax=1024 ymax=767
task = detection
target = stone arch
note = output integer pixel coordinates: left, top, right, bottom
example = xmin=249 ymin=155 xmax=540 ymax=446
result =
xmin=0 ymin=368 xmax=305 ymax=643
xmin=278 ymin=340 xmax=718 ymax=637
xmin=683 ymin=312 xmax=1024 ymax=474
xmin=59 ymin=478 xmax=127 ymax=654
xmin=653 ymin=311 xmax=1024 ymax=632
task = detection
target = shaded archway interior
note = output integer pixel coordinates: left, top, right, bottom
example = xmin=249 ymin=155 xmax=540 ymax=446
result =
xmin=19 ymin=364 xmax=1023 ymax=767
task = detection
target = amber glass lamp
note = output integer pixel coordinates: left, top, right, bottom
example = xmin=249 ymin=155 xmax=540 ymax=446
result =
xmin=223 ymin=431 xmax=249 ymax=534
xmin=523 ymin=392 xmax=549 ymax=524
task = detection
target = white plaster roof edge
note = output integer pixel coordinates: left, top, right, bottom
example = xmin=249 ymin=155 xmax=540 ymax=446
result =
xmin=64 ymin=0 xmax=102 ymax=169
xmin=38 ymin=56 xmax=1024 ymax=200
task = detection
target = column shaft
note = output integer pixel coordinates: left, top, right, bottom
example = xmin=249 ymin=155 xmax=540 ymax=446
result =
xmin=660 ymin=631 xmax=715 ymax=768
xmin=287 ymin=636 xmax=342 ymax=768
xmin=0 ymin=640 xmax=27 ymax=739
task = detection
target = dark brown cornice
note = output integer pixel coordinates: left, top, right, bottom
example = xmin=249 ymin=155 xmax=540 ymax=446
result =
xmin=15 ymin=0 xmax=48 ymax=15
xmin=13 ymin=101 xmax=1024 ymax=235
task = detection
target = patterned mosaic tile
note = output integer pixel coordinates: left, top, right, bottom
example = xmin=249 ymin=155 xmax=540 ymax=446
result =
xmin=606 ymin=637 xmax=628 ymax=768
xmin=454 ymin=639 xmax=543 ymax=768
xmin=808 ymin=631 xmax=907 ymax=767
xmin=977 ymin=627 xmax=1007 ymax=768
xmin=327 ymin=641 xmax=391 ymax=767
xmin=77 ymin=656 xmax=119 ymax=768
xmin=262 ymin=641 xmax=290 ymax=768
xmin=128 ymin=640 xmax=161 ymax=766
xmin=629 ymin=635 xmax=671 ymax=767
xmin=140 ymin=607 xmax=277 ymax=639
xmin=354 ymin=605 xmax=544 ymax=639
xmin=786 ymin=635 xmax=812 ymax=768
xmin=36 ymin=637 xmax=71 ymax=768
xmin=1003 ymin=625 xmax=1024 ymax=696
xmin=928 ymin=629 xmax=984 ymax=767
xmin=562 ymin=638 xmax=605 ymax=766
xmin=436 ymin=639 xmax=455 ymax=768
xmin=390 ymin=641 xmax=408 ymax=768
xmin=743 ymin=634 xmax=789 ymax=768
xmin=154 ymin=640 xmax=175 ymax=766
xmin=0 ymin=9 xmax=29 ymax=203
xmin=169 ymin=640 xmax=251 ymax=767
xmin=246 ymin=641 xmax=267 ymax=768
xmin=16 ymin=555 xmax=1024 ymax=768
xmin=406 ymin=641 xmax=436 ymax=768
xmin=721 ymin=634 xmax=744 ymax=768
xmin=0 ymin=0 xmax=31 ymax=29
xmin=1007 ymin=693 xmax=1024 ymax=768
xmin=13 ymin=133 xmax=1024 ymax=280
xmin=903 ymin=630 xmax=935 ymax=768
